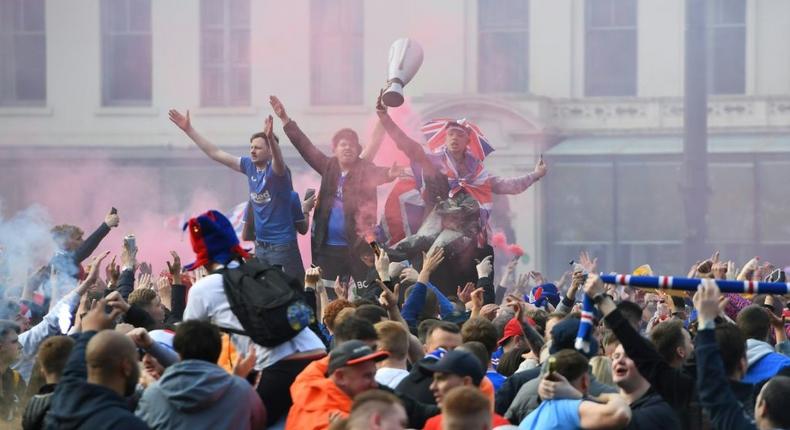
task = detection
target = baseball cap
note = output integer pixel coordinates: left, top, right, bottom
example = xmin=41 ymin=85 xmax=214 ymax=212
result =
xmin=327 ymin=340 xmax=389 ymax=375
xmin=420 ymin=350 xmax=485 ymax=386
xmin=498 ymin=317 xmax=525 ymax=346
xmin=549 ymin=317 xmax=598 ymax=358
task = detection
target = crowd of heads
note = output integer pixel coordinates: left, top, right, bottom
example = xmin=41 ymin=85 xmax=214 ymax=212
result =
xmin=0 ymin=208 xmax=789 ymax=430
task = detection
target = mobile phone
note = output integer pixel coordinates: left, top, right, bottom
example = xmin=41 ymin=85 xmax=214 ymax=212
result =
xmin=304 ymin=188 xmax=316 ymax=200
xmin=369 ymin=241 xmax=381 ymax=258
xmin=110 ymin=207 xmax=117 ymax=215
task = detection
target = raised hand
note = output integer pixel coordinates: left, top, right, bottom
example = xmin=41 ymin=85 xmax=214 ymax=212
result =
xmin=375 ymin=88 xmax=387 ymax=114
xmin=139 ymin=262 xmax=153 ymax=276
xmin=264 ymin=114 xmax=274 ymax=139
xmin=374 ymin=250 xmax=391 ymax=281
xmin=165 ymin=251 xmax=181 ymax=278
xmin=81 ymin=298 xmax=124 ymax=332
xmin=693 ymin=279 xmax=722 ymax=325
xmin=168 ymin=109 xmax=191 ymax=132
xmin=583 ymin=273 xmax=606 ymax=298
xmin=712 ymin=261 xmax=728 ymax=280
xmin=529 ymin=270 xmax=545 ymax=286
xmin=333 ymin=276 xmax=349 ymax=300
xmin=78 ymin=251 xmax=110 ymax=295
xmin=533 ymin=154 xmax=548 ymax=179
xmin=419 ymin=248 xmax=446 ymax=284
xmin=104 ymin=208 xmax=120 ymax=228
xmin=135 ymin=272 xmax=152 ymax=290
xmin=480 ymin=304 xmax=499 ymax=320
xmin=579 ymin=250 xmax=597 ymax=273
xmin=269 ymin=96 xmax=290 ymax=124
xmin=105 ymin=255 xmax=120 ymax=285
xmin=457 ymin=282 xmax=475 ymax=303
xmin=304 ymin=266 xmax=322 ymax=288
xmin=476 ymin=255 xmax=493 ymax=279
xmin=105 ymin=290 xmax=131 ymax=314
xmin=378 ymin=281 xmax=400 ymax=310
xmin=470 ymin=288 xmax=485 ymax=316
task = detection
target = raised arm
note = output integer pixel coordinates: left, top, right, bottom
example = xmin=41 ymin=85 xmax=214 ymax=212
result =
xmin=263 ymin=114 xmax=287 ymax=176
xmin=270 ymin=95 xmax=330 ymax=174
xmin=491 ymin=155 xmax=547 ymax=195
xmin=361 ymin=120 xmax=385 ymax=162
xmin=73 ymin=209 xmax=117 ymax=263
xmin=375 ymin=94 xmax=435 ymax=174
xmin=694 ymin=280 xmax=758 ymax=430
xmin=586 ymin=274 xmax=695 ymax=409
xmin=169 ymin=109 xmax=241 ymax=173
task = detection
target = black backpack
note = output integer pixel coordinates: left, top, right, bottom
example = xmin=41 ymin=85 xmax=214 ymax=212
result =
xmin=217 ymin=260 xmax=315 ymax=347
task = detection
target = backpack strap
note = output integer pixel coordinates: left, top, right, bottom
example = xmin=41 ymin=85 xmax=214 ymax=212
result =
xmin=214 ymin=324 xmax=249 ymax=337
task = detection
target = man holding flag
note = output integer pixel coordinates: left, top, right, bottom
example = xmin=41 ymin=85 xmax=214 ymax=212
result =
xmin=375 ymin=94 xmax=547 ymax=294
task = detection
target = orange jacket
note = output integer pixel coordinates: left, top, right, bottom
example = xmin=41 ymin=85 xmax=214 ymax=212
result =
xmin=285 ymin=356 xmax=353 ymax=430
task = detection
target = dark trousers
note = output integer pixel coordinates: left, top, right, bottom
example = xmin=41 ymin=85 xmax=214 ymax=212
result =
xmin=314 ymin=244 xmax=369 ymax=298
xmin=256 ymin=355 xmax=323 ymax=426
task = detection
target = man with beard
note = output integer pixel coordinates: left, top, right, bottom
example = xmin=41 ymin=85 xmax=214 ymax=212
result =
xmin=270 ymin=96 xmax=400 ymax=293
xmin=45 ymin=298 xmax=147 ymax=430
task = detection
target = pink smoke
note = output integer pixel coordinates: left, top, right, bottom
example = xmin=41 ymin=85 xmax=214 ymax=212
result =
xmin=491 ymin=231 xmax=524 ymax=257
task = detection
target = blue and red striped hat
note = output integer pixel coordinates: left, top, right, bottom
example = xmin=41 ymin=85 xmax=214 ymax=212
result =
xmin=183 ymin=210 xmax=250 ymax=271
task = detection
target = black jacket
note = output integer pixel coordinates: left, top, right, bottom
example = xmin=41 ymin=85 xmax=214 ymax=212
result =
xmin=283 ymin=121 xmax=392 ymax=261
xmin=395 ymin=357 xmax=437 ymax=405
xmin=696 ymin=329 xmax=758 ymax=430
xmin=44 ymin=332 xmax=148 ymax=430
xmin=604 ymin=309 xmax=756 ymax=430
xmin=625 ymin=389 xmax=681 ymax=430
xmin=22 ymin=383 xmax=55 ymax=430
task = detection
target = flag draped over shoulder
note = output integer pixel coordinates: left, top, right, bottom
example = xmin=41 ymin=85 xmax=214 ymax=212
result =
xmin=378 ymin=118 xmax=496 ymax=245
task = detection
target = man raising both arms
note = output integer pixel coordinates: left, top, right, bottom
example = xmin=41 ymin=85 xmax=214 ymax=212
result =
xmin=169 ymin=109 xmax=306 ymax=281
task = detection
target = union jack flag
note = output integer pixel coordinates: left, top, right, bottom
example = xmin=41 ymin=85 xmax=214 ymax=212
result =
xmin=379 ymin=176 xmax=427 ymax=245
xmin=442 ymin=156 xmax=493 ymax=211
xmin=421 ymin=118 xmax=495 ymax=161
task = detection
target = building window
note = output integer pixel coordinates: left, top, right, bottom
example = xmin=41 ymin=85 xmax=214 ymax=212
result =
xmin=100 ymin=0 xmax=152 ymax=106
xmin=584 ymin=0 xmax=637 ymax=97
xmin=310 ymin=0 xmax=363 ymax=105
xmin=0 ymin=0 xmax=46 ymax=106
xmin=478 ymin=0 xmax=529 ymax=93
xmin=200 ymin=0 xmax=250 ymax=107
xmin=709 ymin=0 xmax=745 ymax=95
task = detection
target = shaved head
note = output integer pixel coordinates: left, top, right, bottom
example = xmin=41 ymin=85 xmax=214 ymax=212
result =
xmin=86 ymin=330 xmax=139 ymax=396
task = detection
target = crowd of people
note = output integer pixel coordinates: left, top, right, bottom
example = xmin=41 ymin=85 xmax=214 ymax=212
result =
xmin=0 ymin=91 xmax=788 ymax=430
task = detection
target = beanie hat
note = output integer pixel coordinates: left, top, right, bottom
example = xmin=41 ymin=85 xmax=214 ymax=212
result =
xmin=183 ymin=210 xmax=250 ymax=271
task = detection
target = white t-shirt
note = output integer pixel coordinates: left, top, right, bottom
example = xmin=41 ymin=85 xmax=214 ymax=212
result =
xmin=183 ymin=271 xmax=325 ymax=370
xmin=375 ymin=367 xmax=409 ymax=389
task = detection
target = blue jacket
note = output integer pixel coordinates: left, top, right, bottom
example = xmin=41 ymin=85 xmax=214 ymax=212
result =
xmin=743 ymin=339 xmax=790 ymax=384
xmin=136 ymin=359 xmax=265 ymax=430
xmin=45 ymin=331 xmax=148 ymax=430
xmin=696 ymin=329 xmax=757 ymax=430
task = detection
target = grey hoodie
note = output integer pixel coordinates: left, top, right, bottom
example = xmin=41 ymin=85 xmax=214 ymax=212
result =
xmin=136 ymin=359 xmax=265 ymax=430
